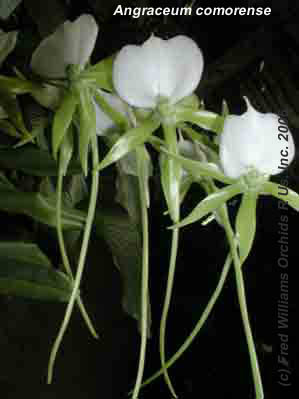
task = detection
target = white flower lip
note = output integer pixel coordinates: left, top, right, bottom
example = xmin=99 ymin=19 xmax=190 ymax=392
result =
xmin=31 ymin=14 xmax=98 ymax=78
xmin=112 ymin=35 xmax=204 ymax=108
xmin=219 ymin=97 xmax=295 ymax=179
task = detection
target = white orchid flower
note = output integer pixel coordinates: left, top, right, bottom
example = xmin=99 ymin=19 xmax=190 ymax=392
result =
xmin=31 ymin=14 xmax=98 ymax=78
xmin=113 ymin=35 xmax=204 ymax=109
xmin=219 ymin=98 xmax=295 ymax=179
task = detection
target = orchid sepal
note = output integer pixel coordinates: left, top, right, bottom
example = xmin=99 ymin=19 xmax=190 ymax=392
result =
xmin=260 ymin=181 xmax=299 ymax=212
xmin=97 ymin=114 xmax=161 ymax=171
xmin=170 ymin=182 xmax=245 ymax=229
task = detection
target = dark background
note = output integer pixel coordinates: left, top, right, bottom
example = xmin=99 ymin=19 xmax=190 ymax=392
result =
xmin=1 ymin=1 xmax=298 ymax=398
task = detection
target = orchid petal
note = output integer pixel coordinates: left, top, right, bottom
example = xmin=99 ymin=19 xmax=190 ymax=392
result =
xmin=112 ymin=38 xmax=159 ymax=108
xmin=220 ymin=114 xmax=265 ymax=179
xmin=159 ymin=35 xmax=204 ymax=105
xmin=113 ymin=35 xmax=203 ymax=108
xmin=31 ymin=15 xmax=98 ymax=78
xmin=255 ymin=113 xmax=295 ymax=175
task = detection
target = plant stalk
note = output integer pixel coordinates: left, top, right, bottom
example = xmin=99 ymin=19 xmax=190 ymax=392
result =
xmin=131 ymin=147 xmax=150 ymax=399
xmin=48 ymin=134 xmax=99 ymax=384
xmin=56 ymin=168 xmax=98 ymax=339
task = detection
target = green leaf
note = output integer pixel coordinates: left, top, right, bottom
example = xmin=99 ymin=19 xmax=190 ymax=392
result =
xmin=236 ymin=191 xmax=258 ymax=264
xmin=212 ymin=101 xmax=229 ymax=146
xmin=172 ymin=182 xmax=244 ymax=229
xmin=0 ymin=103 xmax=7 ymax=118
xmin=0 ymin=0 xmax=22 ymax=19
xmin=0 ymin=92 xmax=30 ymax=138
xmin=161 ymin=148 xmax=235 ymax=185
xmin=0 ymin=75 xmax=36 ymax=94
xmin=0 ymin=146 xmax=81 ymax=176
xmin=31 ymin=83 xmax=62 ymax=110
xmin=0 ymin=241 xmax=73 ymax=302
xmin=95 ymin=206 xmax=151 ymax=335
xmin=115 ymin=172 xmax=141 ymax=226
xmin=59 ymin=126 xmax=74 ymax=176
xmin=0 ymin=186 xmax=84 ymax=230
xmin=179 ymin=174 xmax=194 ymax=205
xmin=64 ymin=174 xmax=88 ymax=208
xmin=135 ymin=146 xmax=152 ymax=208
xmin=83 ymin=55 xmax=114 ymax=91
xmin=0 ymin=119 xmax=21 ymax=137
xmin=38 ymin=176 xmax=56 ymax=198
xmin=0 ymin=171 xmax=15 ymax=189
xmin=261 ymin=181 xmax=299 ymax=212
xmin=98 ymin=115 xmax=160 ymax=171
xmin=52 ymin=89 xmax=78 ymax=159
xmin=160 ymin=153 xmax=173 ymax=215
xmin=160 ymin=123 xmax=181 ymax=222
xmin=175 ymin=109 xmax=224 ymax=134
xmin=77 ymin=87 xmax=96 ymax=175
xmin=0 ymin=29 xmax=18 ymax=65
xmin=113 ymin=145 xmax=151 ymax=224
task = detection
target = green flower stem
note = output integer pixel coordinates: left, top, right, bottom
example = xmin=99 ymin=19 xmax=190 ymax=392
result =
xmin=159 ymin=123 xmax=181 ymax=398
xmin=205 ymin=180 xmax=263 ymax=398
xmin=131 ymin=147 xmax=150 ymax=399
xmin=159 ymin=227 xmax=179 ymax=398
xmin=56 ymin=168 xmax=98 ymax=339
xmin=48 ymin=135 xmax=100 ymax=384
xmin=221 ymin=206 xmax=264 ymax=399
xmin=131 ymin=252 xmax=232 ymax=393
